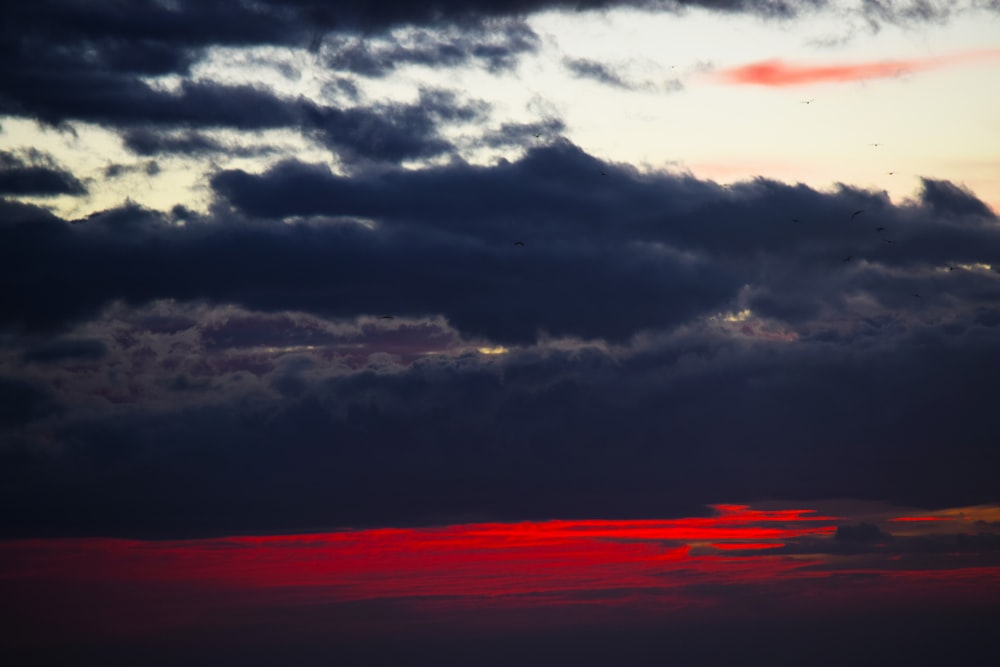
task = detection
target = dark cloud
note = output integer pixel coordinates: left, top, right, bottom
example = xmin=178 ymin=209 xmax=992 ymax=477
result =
xmin=478 ymin=119 xmax=567 ymax=148
xmin=3 ymin=140 xmax=999 ymax=345
xmin=104 ymin=161 xmax=160 ymax=179
xmin=122 ymin=128 xmax=227 ymax=156
xmin=21 ymin=339 xmax=108 ymax=364
xmin=2 ymin=0 xmax=988 ymax=179
xmin=0 ymin=377 xmax=62 ymax=428
xmin=0 ymin=197 xmax=62 ymax=224
xmin=835 ymin=522 xmax=891 ymax=543
xmin=3 ymin=1 xmax=980 ymax=132
xmin=564 ymin=58 xmax=632 ymax=88
xmin=0 ymin=150 xmax=86 ymax=196
xmin=562 ymin=58 xmax=683 ymax=93
xmin=2 ymin=137 xmax=1000 ymax=537
xmin=19 ymin=85 xmax=483 ymax=165
xmin=323 ymin=20 xmax=540 ymax=77
xmin=918 ymin=177 xmax=996 ymax=219
xmin=14 ymin=78 xmax=302 ymax=130
xmin=301 ymin=89 xmax=487 ymax=164
xmin=0 ymin=3 xmax=562 ymax=132
xmin=1 ymin=302 xmax=999 ymax=537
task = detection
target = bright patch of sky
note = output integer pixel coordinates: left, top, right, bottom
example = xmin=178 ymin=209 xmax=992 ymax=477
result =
xmin=2 ymin=3 xmax=998 ymax=218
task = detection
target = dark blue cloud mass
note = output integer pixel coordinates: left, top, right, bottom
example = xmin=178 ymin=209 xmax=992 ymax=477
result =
xmin=1 ymin=0 xmax=1000 ymax=543
xmin=1 ymin=138 xmax=998 ymax=537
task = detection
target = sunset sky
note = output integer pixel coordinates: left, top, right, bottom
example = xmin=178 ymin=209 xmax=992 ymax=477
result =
xmin=2 ymin=1 xmax=999 ymax=664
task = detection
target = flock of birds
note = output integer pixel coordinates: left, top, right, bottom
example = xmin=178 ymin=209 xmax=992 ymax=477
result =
xmin=784 ymin=130 xmax=935 ymax=300
xmin=799 ymin=196 xmax=928 ymax=299
xmin=390 ymin=115 xmax=960 ymax=320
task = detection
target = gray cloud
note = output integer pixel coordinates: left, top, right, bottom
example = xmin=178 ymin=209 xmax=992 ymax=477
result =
xmin=564 ymin=58 xmax=633 ymax=88
xmin=323 ymin=19 xmax=540 ymax=77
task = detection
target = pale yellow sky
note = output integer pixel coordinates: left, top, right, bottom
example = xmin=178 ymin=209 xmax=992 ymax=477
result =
xmin=2 ymin=4 xmax=998 ymax=217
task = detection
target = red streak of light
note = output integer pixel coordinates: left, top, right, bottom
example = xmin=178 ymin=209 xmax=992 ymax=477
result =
xmin=710 ymin=542 xmax=784 ymax=551
xmin=2 ymin=503 xmax=998 ymax=645
xmin=713 ymin=49 xmax=1000 ymax=86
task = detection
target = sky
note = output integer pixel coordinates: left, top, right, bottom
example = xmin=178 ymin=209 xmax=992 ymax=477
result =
xmin=2 ymin=1 xmax=1000 ymax=664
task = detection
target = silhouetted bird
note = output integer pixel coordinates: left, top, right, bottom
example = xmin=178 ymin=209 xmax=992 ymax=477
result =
xmin=791 ymin=218 xmax=802 ymax=223
xmin=533 ymin=133 xmax=541 ymax=138
xmin=875 ymin=226 xmax=885 ymax=232
xmin=379 ymin=315 xmax=394 ymax=320
xmin=513 ymin=241 xmax=525 ymax=246
xmin=887 ymin=171 xmax=895 ymax=175
xmin=801 ymin=99 xmax=815 ymax=104
xmin=913 ymin=293 xmax=921 ymax=298
xmin=948 ymin=266 xmax=959 ymax=271
xmin=850 ymin=210 xmax=864 ymax=220
xmin=870 ymin=143 xmax=882 ymax=147
xmin=883 ymin=238 xmax=894 ymax=244
xmin=843 ymin=256 xmax=853 ymax=262
xmin=600 ymin=171 xmax=606 ymax=176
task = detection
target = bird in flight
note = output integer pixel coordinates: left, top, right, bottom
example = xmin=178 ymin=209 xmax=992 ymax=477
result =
xmin=887 ymin=171 xmax=895 ymax=175
xmin=791 ymin=218 xmax=802 ymax=223
xmin=801 ymin=99 xmax=815 ymax=104
xmin=913 ymin=293 xmax=921 ymax=298
xmin=843 ymin=255 xmax=853 ymax=263
xmin=883 ymin=238 xmax=894 ymax=244
xmin=513 ymin=241 xmax=525 ymax=246
xmin=870 ymin=143 xmax=882 ymax=147
xmin=948 ymin=266 xmax=959 ymax=271
xmin=379 ymin=315 xmax=394 ymax=320
xmin=600 ymin=171 xmax=606 ymax=176
xmin=875 ymin=226 xmax=885 ymax=232
xmin=851 ymin=210 xmax=864 ymax=220
xmin=533 ymin=132 xmax=541 ymax=138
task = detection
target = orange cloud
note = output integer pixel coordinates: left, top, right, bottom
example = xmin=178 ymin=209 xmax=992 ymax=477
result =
xmin=714 ymin=49 xmax=1000 ymax=86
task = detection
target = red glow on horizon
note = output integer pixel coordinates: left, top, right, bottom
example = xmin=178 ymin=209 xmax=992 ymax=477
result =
xmin=710 ymin=542 xmax=784 ymax=551
xmin=2 ymin=503 xmax=998 ymax=645
xmin=713 ymin=49 xmax=1000 ymax=86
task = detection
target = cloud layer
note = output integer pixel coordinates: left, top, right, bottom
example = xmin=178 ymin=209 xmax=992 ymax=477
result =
xmin=1 ymin=138 xmax=999 ymax=536
xmin=2 ymin=0 xmax=1000 ymax=541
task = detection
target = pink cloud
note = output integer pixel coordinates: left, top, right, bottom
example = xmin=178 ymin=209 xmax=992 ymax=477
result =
xmin=714 ymin=49 xmax=1000 ymax=86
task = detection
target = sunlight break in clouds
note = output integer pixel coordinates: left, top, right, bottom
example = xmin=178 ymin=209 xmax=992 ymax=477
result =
xmin=714 ymin=48 xmax=1000 ymax=86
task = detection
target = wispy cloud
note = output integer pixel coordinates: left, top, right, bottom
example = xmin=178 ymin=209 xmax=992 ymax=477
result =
xmin=714 ymin=48 xmax=1000 ymax=86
